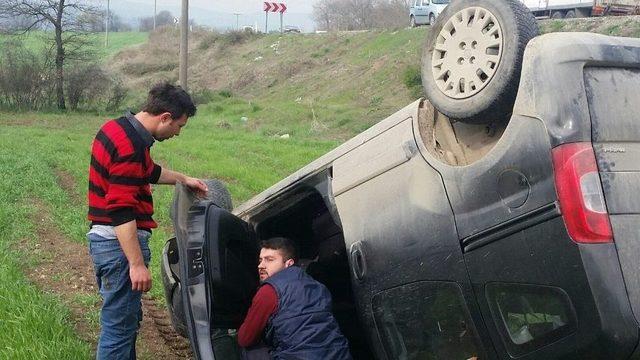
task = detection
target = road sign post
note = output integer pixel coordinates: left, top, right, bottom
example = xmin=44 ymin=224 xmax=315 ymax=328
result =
xmin=263 ymin=2 xmax=287 ymax=33
xmin=180 ymin=0 xmax=188 ymax=90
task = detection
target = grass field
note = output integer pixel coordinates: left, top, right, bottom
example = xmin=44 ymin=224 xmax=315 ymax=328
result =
xmin=0 ymin=110 xmax=337 ymax=357
xmin=0 ymin=31 xmax=149 ymax=61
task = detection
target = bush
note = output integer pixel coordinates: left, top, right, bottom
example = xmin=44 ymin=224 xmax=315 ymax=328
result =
xmin=402 ymin=65 xmax=423 ymax=99
xmin=65 ymin=63 xmax=130 ymax=112
xmin=65 ymin=63 xmax=110 ymax=110
xmin=0 ymin=39 xmax=131 ymax=112
xmin=106 ymin=79 xmax=128 ymax=112
xmin=220 ymin=30 xmax=257 ymax=47
xmin=218 ymin=90 xmax=232 ymax=98
xmin=0 ymin=40 xmax=54 ymax=110
xmin=197 ymin=31 xmax=221 ymax=51
xmin=190 ymin=88 xmax=217 ymax=105
xmin=121 ymin=61 xmax=178 ymax=76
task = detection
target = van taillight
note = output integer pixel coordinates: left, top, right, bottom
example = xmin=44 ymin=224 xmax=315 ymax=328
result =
xmin=552 ymin=142 xmax=613 ymax=244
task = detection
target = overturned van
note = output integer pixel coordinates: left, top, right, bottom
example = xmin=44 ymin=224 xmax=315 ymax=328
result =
xmin=160 ymin=1 xmax=640 ymax=359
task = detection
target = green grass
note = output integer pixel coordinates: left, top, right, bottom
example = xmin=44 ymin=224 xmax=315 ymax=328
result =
xmin=96 ymin=32 xmax=149 ymax=59
xmin=0 ymin=31 xmax=148 ymax=62
xmin=0 ymin=129 xmax=91 ymax=358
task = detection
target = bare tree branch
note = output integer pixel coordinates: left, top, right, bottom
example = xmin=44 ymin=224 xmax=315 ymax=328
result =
xmin=312 ymin=0 xmax=410 ymax=31
xmin=0 ymin=0 xmax=100 ymax=109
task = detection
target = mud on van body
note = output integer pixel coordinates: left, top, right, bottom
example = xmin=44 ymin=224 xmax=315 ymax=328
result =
xmin=160 ymin=5 xmax=640 ymax=360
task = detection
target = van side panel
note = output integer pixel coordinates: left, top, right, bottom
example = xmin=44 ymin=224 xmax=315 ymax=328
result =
xmin=333 ymin=118 xmax=495 ymax=359
xmin=434 ymin=116 xmax=558 ymax=240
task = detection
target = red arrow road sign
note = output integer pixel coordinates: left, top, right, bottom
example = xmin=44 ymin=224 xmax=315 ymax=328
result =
xmin=264 ymin=2 xmax=286 ymax=13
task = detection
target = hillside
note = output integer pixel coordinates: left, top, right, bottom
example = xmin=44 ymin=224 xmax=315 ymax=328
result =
xmin=109 ymin=16 xmax=640 ymax=141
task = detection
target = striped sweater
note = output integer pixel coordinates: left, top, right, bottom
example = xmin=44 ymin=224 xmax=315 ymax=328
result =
xmin=88 ymin=116 xmax=162 ymax=230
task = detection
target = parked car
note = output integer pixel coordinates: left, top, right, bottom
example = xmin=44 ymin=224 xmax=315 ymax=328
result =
xmin=241 ymin=25 xmax=256 ymax=33
xmin=162 ymin=0 xmax=640 ymax=359
xmin=283 ymin=25 xmax=301 ymax=33
xmin=410 ymin=0 xmax=450 ymax=27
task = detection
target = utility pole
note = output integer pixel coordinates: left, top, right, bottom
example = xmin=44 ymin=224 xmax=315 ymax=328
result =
xmin=179 ymin=0 xmax=188 ymax=90
xmin=233 ymin=12 xmax=241 ymax=30
xmin=105 ymin=0 xmax=110 ymax=47
xmin=153 ymin=0 xmax=156 ymax=30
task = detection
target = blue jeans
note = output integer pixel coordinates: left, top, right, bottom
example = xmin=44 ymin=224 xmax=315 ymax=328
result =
xmin=88 ymin=231 xmax=151 ymax=360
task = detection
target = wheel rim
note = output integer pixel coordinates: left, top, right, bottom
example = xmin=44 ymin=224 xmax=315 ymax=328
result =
xmin=431 ymin=6 xmax=503 ymax=99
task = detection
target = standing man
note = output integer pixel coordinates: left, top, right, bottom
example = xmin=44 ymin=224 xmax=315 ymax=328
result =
xmin=238 ymin=237 xmax=352 ymax=360
xmin=87 ymin=82 xmax=208 ymax=359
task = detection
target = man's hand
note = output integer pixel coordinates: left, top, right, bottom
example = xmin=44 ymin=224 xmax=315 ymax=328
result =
xmin=130 ymin=264 xmax=152 ymax=292
xmin=184 ymin=177 xmax=209 ymax=198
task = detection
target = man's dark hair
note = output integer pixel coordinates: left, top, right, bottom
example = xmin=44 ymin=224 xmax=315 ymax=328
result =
xmin=142 ymin=82 xmax=196 ymax=119
xmin=261 ymin=237 xmax=298 ymax=263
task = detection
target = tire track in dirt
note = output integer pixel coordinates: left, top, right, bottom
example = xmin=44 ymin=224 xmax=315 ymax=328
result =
xmin=22 ymin=170 xmax=193 ymax=359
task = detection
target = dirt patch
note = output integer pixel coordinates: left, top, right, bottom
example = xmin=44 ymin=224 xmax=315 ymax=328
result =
xmin=54 ymin=168 xmax=83 ymax=205
xmin=20 ymin=199 xmax=192 ymax=359
xmin=0 ymin=118 xmax=38 ymax=126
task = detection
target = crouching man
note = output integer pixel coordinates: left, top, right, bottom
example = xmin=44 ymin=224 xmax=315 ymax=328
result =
xmin=238 ymin=237 xmax=352 ymax=360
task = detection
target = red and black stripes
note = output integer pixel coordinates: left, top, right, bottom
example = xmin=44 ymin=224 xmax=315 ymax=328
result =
xmin=88 ymin=117 xmax=161 ymax=229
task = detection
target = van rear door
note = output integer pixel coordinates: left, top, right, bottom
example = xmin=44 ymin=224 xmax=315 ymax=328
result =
xmin=172 ymin=183 xmax=258 ymax=360
xmin=585 ymin=67 xmax=640 ymax=323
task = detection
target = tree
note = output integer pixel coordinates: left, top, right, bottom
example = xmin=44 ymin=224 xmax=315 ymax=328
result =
xmin=312 ymin=0 xmax=410 ymax=31
xmin=0 ymin=0 xmax=100 ymax=109
xmin=79 ymin=11 xmax=131 ymax=33
xmin=139 ymin=10 xmax=174 ymax=32
xmin=312 ymin=0 xmax=334 ymax=31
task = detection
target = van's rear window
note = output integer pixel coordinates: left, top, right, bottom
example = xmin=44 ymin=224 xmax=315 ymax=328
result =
xmin=372 ymin=281 xmax=482 ymax=360
xmin=486 ymin=282 xmax=577 ymax=357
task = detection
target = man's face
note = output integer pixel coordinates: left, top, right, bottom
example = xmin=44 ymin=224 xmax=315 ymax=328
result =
xmin=155 ymin=113 xmax=188 ymax=141
xmin=258 ymin=248 xmax=293 ymax=281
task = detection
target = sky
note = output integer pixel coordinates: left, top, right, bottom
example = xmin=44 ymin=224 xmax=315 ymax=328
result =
xmin=185 ymin=0 xmax=315 ymax=14
xmin=105 ymin=0 xmax=319 ymax=31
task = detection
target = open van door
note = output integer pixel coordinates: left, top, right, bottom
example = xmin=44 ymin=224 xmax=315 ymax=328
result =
xmin=172 ymin=183 xmax=258 ymax=360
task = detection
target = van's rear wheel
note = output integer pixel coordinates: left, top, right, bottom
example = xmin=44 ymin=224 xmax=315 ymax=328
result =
xmin=551 ymin=10 xmax=564 ymax=18
xmin=421 ymin=0 xmax=539 ymax=124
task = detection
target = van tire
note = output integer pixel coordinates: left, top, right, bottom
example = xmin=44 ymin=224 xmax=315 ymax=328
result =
xmin=421 ymin=0 xmax=539 ymax=124
xmin=203 ymin=179 xmax=233 ymax=211
xmin=410 ymin=16 xmax=417 ymax=28
xmin=551 ymin=10 xmax=564 ymax=18
xmin=429 ymin=13 xmax=436 ymax=25
xmin=171 ymin=284 xmax=188 ymax=337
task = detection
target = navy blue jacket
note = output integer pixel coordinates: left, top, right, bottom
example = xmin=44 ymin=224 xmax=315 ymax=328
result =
xmin=263 ymin=266 xmax=352 ymax=360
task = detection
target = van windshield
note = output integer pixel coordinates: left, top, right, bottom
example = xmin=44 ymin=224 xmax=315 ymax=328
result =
xmin=433 ymin=0 xmax=449 ymax=3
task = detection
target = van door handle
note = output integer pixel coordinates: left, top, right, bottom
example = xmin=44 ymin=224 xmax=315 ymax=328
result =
xmin=350 ymin=242 xmax=367 ymax=281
